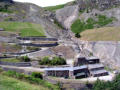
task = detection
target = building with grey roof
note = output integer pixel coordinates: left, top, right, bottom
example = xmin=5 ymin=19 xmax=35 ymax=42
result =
xmin=44 ymin=56 xmax=109 ymax=79
xmin=44 ymin=65 xmax=89 ymax=79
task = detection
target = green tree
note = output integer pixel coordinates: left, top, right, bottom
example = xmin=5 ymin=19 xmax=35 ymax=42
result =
xmin=20 ymin=56 xmax=30 ymax=62
xmin=51 ymin=57 xmax=66 ymax=65
xmin=75 ymin=33 xmax=81 ymax=38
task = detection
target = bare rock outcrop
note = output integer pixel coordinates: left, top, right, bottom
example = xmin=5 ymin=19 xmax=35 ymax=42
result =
xmin=76 ymin=0 xmax=120 ymax=10
xmin=81 ymin=41 xmax=120 ymax=69
xmin=55 ymin=5 xmax=79 ymax=29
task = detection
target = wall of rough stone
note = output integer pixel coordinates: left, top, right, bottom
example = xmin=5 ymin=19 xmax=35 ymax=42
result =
xmin=0 ymin=61 xmax=31 ymax=67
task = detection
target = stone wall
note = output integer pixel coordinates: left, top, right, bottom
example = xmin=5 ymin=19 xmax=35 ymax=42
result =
xmin=17 ymin=37 xmax=57 ymax=41
xmin=0 ymin=61 xmax=31 ymax=67
xmin=18 ymin=42 xmax=58 ymax=47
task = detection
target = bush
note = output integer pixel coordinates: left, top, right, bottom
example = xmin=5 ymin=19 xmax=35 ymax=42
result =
xmin=50 ymin=57 xmax=66 ymax=65
xmin=0 ymin=4 xmax=12 ymax=13
xmin=39 ymin=56 xmax=66 ymax=66
xmin=31 ymin=72 xmax=43 ymax=79
xmin=3 ymin=70 xmax=16 ymax=77
xmin=20 ymin=56 xmax=31 ymax=62
xmin=93 ymin=74 xmax=120 ymax=90
xmin=71 ymin=19 xmax=85 ymax=33
xmin=97 ymin=15 xmax=113 ymax=26
xmin=39 ymin=56 xmax=50 ymax=65
xmin=16 ymin=73 xmax=25 ymax=79
xmin=75 ymin=33 xmax=81 ymax=38
xmin=2 ymin=70 xmax=60 ymax=90
xmin=54 ymin=19 xmax=64 ymax=29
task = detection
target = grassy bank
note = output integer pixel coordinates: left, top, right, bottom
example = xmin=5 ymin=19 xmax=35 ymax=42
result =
xmin=0 ymin=74 xmax=49 ymax=90
xmin=0 ymin=22 xmax=45 ymax=37
xmin=71 ymin=15 xmax=114 ymax=34
xmin=80 ymin=27 xmax=120 ymax=41
xmin=0 ymin=70 xmax=60 ymax=90
xmin=44 ymin=4 xmax=65 ymax=12
xmin=0 ymin=58 xmax=20 ymax=63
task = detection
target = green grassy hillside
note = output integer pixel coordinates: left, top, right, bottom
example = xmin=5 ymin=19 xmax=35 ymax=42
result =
xmin=80 ymin=27 xmax=120 ymax=41
xmin=0 ymin=22 xmax=45 ymax=37
xmin=44 ymin=4 xmax=65 ymax=12
xmin=71 ymin=15 xmax=114 ymax=34
xmin=0 ymin=74 xmax=48 ymax=90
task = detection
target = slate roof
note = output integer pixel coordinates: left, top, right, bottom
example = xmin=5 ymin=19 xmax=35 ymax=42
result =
xmin=90 ymin=70 xmax=108 ymax=75
xmin=44 ymin=65 xmax=87 ymax=71
xmin=86 ymin=56 xmax=99 ymax=60
xmin=88 ymin=64 xmax=104 ymax=69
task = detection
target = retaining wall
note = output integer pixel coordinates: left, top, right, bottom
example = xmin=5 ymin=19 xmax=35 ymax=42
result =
xmin=18 ymin=42 xmax=58 ymax=47
xmin=17 ymin=37 xmax=58 ymax=41
xmin=0 ymin=61 xmax=31 ymax=67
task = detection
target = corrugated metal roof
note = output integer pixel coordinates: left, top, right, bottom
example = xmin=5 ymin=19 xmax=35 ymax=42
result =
xmin=44 ymin=65 xmax=87 ymax=71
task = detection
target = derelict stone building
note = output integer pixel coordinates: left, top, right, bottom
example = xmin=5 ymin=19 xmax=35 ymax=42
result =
xmin=45 ymin=56 xmax=108 ymax=79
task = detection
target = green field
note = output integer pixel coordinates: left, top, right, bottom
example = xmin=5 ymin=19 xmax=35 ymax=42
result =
xmin=0 ymin=74 xmax=48 ymax=90
xmin=44 ymin=4 xmax=65 ymax=12
xmin=0 ymin=22 xmax=45 ymax=37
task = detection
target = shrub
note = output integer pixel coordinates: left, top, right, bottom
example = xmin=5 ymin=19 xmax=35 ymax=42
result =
xmin=0 ymin=4 xmax=12 ymax=13
xmin=54 ymin=19 xmax=64 ymax=29
xmin=71 ymin=19 xmax=85 ymax=33
xmin=3 ymin=70 xmax=16 ymax=77
xmin=50 ymin=57 xmax=66 ymax=65
xmin=2 ymin=70 xmax=60 ymax=90
xmin=93 ymin=74 xmax=120 ymax=90
xmin=39 ymin=56 xmax=66 ymax=66
xmin=97 ymin=15 xmax=113 ymax=26
xmin=20 ymin=56 xmax=31 ymax=62
xmin=15 ymin=73 xmax=25 ymax=79
xmin=75 ymin=33 xmax=81 ymax=38
xmin=0 ymin=68 xmax=3 ymax=73
xmin=31 ymin=72 xmax=43 ymax=79
xmin=39 ymin=56 xmax=50 ymax=65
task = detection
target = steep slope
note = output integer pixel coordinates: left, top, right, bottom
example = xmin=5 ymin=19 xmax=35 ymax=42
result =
xmin=54 ymin=0 xmax=120 ymax=33
xmin=0 ymin=74 xmax=49 ymax=90
xmin=0 ymin=22 xmax=45 ymax=37
xmin=0 ymin=1 xmax=62 ymax=38
xmin=76 ymin=0 xmax=120 ymax=10
xmin=80 ymin=27 xmax=120 ymax=41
